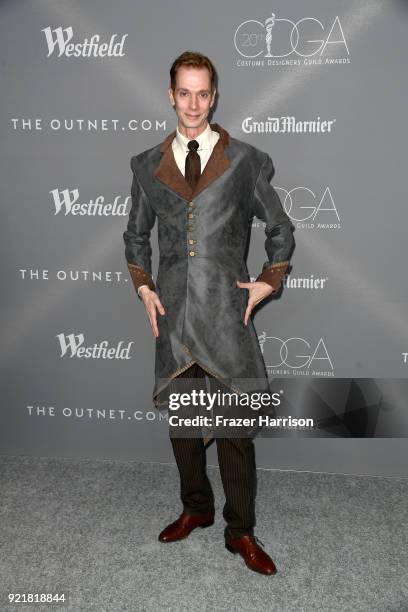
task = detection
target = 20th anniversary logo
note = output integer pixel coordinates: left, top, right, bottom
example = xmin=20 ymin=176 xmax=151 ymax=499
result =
xmin=234 ymin=12 xmax=350 ymax=66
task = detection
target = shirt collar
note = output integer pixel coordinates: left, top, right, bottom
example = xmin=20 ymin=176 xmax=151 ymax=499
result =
xmin=175 ymin=123 xmax=214 ymax=152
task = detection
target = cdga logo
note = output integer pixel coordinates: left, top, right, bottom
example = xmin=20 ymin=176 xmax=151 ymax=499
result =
xmin=279 ymin=185 xmax=341 ymax=228
xmin=234 ymin=13 xmax=349 ymax=59
xmin=258 ymin=334 xmax=334 ymax=373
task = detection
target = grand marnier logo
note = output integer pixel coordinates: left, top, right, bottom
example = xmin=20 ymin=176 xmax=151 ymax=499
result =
xmin=234 ymin=13 xmax=349 ymax=66
xmin=42 ymin=26 xmax=128 ymax=58
xmin=50 ymin=188 xmax=129 ymax=216
xmin=250 ymin=272 xmax=328 ymax=291
xmin=258 ymin=334 xmax=334 ymax=377
xmin=56 ymin=333 xmax=133 ymax=359
xmin=242 ymin=116 xmax=336 ymax=135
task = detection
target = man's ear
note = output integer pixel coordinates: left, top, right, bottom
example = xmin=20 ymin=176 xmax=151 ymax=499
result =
xmin=168 ymin=86 xmax=175 ymax=106
xmin=210 ymin=88 xmax=217 ymax=107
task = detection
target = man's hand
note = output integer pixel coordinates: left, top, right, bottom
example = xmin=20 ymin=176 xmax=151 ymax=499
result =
xmin=236 ymin=280 xmax=275 ymax=326
xmin=139 ymin=286 xmax=166 ymax=338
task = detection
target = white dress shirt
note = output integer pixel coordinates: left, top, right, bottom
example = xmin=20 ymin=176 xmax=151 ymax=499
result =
xmin=172 ymin=122 xmax=220 ymax=176
xmin=137 ymin=123 xmax=219 ymax=296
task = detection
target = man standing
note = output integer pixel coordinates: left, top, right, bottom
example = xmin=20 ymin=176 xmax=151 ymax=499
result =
xmin=123 ymin=51 xmax=295 ymax=575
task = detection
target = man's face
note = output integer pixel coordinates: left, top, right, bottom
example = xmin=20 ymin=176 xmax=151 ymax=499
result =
xmin=168 ymin=66 xmax=216 ymax=133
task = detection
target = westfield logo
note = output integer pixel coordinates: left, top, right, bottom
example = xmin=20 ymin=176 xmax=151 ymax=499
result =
xmin=42 ymin=26 xmax=128 ymax=58
xmin=56 ymin=333 xmax=133 ymax=359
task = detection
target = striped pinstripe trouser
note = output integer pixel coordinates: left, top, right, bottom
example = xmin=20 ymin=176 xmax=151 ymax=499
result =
xmin=168 ymin=362 xmax=257 ymax=538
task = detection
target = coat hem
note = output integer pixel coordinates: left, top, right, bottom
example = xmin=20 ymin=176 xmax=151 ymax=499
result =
xmin=152 ymin=353 xmax=245 ymax=409
xmin=152 ymin=349 xmax=261 ymax=447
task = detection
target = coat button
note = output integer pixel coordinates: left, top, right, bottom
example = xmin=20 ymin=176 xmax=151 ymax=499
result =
xmin=188 ymin=239 xmax=196 ymax=245
xmin=188 ymin=201 xmax=194 ymax=207
xmin=187 ymin=213 xmax=194 ymax=219
xmin=189 ymin=250 xmax=196 ymax=256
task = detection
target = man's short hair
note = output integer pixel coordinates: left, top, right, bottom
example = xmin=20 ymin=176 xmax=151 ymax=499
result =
xmin=170 ymin=50 xmax=217 ymax=93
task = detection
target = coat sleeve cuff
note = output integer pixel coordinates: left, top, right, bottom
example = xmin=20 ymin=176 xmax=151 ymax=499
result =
xmin=255 ymin=261 xmax=289 ymax=293
xmin=127 ymin=263 xmax=155 ymax=298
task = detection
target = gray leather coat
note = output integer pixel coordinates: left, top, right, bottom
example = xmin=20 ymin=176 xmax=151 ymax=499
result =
xmin=123 ymin=123 xmax=295 ymax=409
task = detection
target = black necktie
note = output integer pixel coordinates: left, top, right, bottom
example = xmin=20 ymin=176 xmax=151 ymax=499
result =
xmin=185 ymin=140 xmax=201 ymax=190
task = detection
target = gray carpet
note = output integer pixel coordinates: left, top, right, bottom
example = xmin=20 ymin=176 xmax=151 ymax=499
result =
xmin=0 ymin=454 xmax=407 ymax=612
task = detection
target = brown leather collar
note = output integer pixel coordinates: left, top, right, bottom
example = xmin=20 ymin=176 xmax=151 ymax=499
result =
xmin=154 ymin=122 xmax=231 ymax=201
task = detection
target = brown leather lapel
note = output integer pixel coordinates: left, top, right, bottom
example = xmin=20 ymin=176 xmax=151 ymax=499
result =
xmin=154 ymin=129 xmax=192 ymax=201
xmin=194 ymin=123 xmax=231 ymax=198
xmin=153 ymin=122 xmax=231 ymax=201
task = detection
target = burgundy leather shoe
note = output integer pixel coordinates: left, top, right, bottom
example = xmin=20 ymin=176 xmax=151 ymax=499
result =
xmin=225 ymin=534 xmax=277 ymax=575
xmin=158 ymin=511 xmax=215 ymax=543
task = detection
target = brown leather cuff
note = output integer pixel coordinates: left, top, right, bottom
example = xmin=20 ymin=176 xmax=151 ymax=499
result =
xmin=255 ymin=261 xmax=289 ymax=294
xmin=127 ymin=263 xmax=155 ymax=297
